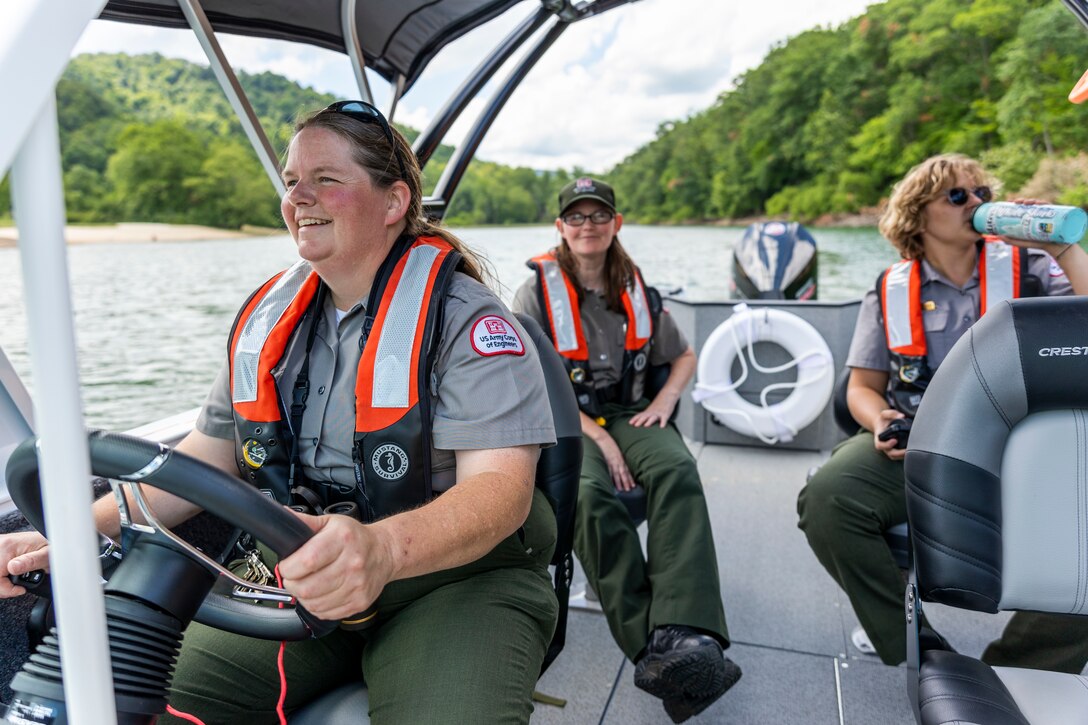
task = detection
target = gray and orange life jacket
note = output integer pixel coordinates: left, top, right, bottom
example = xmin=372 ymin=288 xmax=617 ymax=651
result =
xmin=877 ymin=237 xmax=1042 ymax=415
xmin=526 ymin=252 xmax=659 ymax=417
xmin=229 ymin=235 xmax=461 ymax=520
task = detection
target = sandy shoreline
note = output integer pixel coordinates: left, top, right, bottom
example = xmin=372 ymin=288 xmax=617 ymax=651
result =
xmin=0 ymin=213 xmax=884 ymax=249
xmin=0 ymin=223 xmax=283 ymax=247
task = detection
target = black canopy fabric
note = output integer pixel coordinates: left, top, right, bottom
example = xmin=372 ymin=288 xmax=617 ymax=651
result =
xmin=99 ymin=0 xmax=528 ymax=92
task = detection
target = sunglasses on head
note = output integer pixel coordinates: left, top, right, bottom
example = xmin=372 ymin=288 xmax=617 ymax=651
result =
xmin=945 ymin=185 xmax=992 ymax=206
xmin=321 ymin=100 xmax=409 ymax=181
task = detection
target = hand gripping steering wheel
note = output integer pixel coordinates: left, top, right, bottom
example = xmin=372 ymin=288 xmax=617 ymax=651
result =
xmin=6 ymin=430 xmax=334 ymax=641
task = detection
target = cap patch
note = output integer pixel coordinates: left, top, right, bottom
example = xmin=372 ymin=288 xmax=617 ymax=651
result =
xmin=574 ymin=177 xmax=596 ymax=193
xmin=471 ymin=315 xmax=525 ymax=356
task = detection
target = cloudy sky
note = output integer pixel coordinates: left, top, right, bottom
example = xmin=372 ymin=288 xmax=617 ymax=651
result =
xmin=74 ymin=0 xmax=875 ymax=172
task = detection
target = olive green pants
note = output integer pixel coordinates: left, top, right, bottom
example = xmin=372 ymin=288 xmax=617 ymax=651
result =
xmin=577 ymin=402 xmax=729 ymax=662
xmin=798 ymin=431 xmax=1088 ymax=670
xmin=160 ymin=490 xmax=559 ymax=725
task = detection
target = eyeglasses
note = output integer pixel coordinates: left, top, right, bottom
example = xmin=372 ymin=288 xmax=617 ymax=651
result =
xmin=945 ymin=186 xmax=992 ymax=206
xmin=561 ymin=210 xmax=615 ymax=226
xmin=321 ymin=100 xmax=409 ymax=181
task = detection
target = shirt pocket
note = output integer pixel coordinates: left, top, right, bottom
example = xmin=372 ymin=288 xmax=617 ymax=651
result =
xmin=922 ymin=307 xmax=950 ymax=333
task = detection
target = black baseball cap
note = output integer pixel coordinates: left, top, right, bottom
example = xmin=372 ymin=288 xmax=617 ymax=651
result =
xmin=558 ymin=177 xmax=616 ymax=215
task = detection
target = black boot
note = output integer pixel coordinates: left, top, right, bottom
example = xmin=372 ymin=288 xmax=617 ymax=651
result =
xmin=633 ymin=625 xmax=742 ymax=723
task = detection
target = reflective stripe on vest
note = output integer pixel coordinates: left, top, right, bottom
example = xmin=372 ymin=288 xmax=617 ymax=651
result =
xmin=231 ymin=260 xmax=321 ymax=421
xmin=357 ymin=238 xmax=454 ymax=431
xmin=882 ymin=259 xmax=924 ymax=356
xmin=979 ymin=238 xmax=1020 ymax=313
xmin=532 ymin=255 xmax=587 ymax=358
xmin=881 ymin=239 xmax=1020 ymax=357
xmin=623 ymin=273 xmax=653 ymax=350
xmin=230 ymin=238 xmax=453 ymax=430
xmin=528 ymin=253 xmax=653 ymax=358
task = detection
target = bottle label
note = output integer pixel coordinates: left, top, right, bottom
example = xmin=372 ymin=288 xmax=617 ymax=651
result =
xmin=973 ymin=202 xmax=1086 ymax=243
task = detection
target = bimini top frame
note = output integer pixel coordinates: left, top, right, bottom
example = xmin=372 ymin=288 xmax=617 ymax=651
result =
xmin=91 ymin=0 xmax=641 ymax=216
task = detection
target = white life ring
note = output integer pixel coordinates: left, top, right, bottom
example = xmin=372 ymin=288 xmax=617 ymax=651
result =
xmin=692 ymin=303 xmax=833 ymax=444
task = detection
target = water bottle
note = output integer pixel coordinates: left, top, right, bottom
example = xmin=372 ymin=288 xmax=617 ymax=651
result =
xmin=972 ymin=202 xmax=1088 ymax=244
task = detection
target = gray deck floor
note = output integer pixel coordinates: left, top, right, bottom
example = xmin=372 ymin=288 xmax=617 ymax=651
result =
xmin=531 ymin=440 xmax=1020 ymax=724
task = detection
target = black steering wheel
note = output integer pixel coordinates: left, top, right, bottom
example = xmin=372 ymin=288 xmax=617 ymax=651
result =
xmin=6 ymin=430 xmax=331 ymax=641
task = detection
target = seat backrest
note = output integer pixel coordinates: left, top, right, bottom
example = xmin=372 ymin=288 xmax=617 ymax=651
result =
xmin=831 ymin=367 xmax=860 ymax=436
xmin=904 ymin=296 xmax=1088 ymax=614
xmin=515 ymin=313 xmax=581 ymax=674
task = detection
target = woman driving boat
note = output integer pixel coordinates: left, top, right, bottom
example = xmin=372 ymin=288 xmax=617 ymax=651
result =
xmin=0 ymin=101 xmax=560 ymax=724
xmin=513 ymin=178 xmax=741 ymax=724
xmin=798 ymin=152 xmax=1088 ymax=670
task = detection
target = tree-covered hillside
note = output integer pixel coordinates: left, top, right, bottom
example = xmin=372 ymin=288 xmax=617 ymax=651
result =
xmin=4 ymin=0 xmax=1088 ymax=228
xmin=609 ymin=0 xmax=1088 ymax=223
xmin=0 ymin=52 xmax=568 ymax=228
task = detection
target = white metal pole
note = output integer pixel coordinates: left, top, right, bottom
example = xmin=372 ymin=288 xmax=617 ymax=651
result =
xmin=12 ymin=95 xmax=117 ymax=725
xmin=0 ymin=0 xmax=108 ymax=178
xmin=341 ymin=0 xmax=375 ymax=106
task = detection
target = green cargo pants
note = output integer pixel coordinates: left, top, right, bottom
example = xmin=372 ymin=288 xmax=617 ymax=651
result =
xmin=798 ymin=430 xmax=1088 ymax=670
xmin=577 ymin=401 xmax=729 ymax=662
xmin=160 ymin=489 xmax=558 ymax=725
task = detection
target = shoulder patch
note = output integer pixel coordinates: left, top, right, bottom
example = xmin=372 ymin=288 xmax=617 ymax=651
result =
xmin=1049 ymin=257 xmax=1067 ymax=278
xmin=471 ymin=315 xmax=525 ymax=356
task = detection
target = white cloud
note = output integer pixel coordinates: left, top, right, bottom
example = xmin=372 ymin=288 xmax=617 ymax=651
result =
xmin=471 ymin=0 xmax=875 ymax=170
xmin=73 ymin=0 xmax=875 ymax=171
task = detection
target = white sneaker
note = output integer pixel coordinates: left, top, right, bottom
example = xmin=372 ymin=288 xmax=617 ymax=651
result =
xmin=851 ymin=625 xmax=876 ymax=655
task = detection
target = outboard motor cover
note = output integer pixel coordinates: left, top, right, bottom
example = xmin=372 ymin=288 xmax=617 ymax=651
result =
xmin=732 ymin=221 xmax=818 ymax=300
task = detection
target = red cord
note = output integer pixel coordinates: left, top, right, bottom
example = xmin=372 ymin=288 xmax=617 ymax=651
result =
xmin=165 ymin=704 xmax=206 ymax=724
xmin=162 ymin=566 xmax=291 ymax=725
xmin=274 ymin=564 xmax=289 ymax=725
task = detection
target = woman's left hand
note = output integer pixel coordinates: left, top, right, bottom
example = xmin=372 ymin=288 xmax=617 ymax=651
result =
xmin=628 ymin=398 xmax=676 ymax=428
xmin=277 ymin=510 xmax=396 ymax=621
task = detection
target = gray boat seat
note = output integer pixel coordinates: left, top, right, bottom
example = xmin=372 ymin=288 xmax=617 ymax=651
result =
xmin=290 ymin=683 xmax=369 ymax=725
xmin=831 ymin=366 xmax=861 ymax=437
xmin=289 ymin=313 xmax=582 ymax=723
xmin=904 ymin=296 xmax=1088 ymax=725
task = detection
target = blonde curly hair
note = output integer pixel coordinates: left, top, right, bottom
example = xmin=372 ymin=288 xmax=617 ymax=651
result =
xmin=878 ymin=154 xmax=997 ymax=259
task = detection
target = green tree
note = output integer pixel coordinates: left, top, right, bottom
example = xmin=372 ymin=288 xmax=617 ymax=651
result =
xmin=105 ymin=120 xmax=208 ymax=222
xmin=183 ymin=143 xmax=282 ymax=228
xmin=0 ymin=174 xmax=11 ymax=222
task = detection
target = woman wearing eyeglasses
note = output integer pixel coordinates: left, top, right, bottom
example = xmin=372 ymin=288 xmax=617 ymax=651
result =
xmin=2 ymin=101 xmax=560 ymax=724
xmin=512 ymin=178 xmax=740 ymax=724
xmin=798 ymin=153 xmax=1088 ymax=668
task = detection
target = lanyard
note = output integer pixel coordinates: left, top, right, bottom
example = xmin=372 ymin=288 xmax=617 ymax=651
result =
xmin=287 ymin=282 xmax=328 ymax=492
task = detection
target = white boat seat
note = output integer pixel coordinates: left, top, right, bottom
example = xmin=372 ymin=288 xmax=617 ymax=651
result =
xmin=904 ymin=296 xmax=1088 ymax=725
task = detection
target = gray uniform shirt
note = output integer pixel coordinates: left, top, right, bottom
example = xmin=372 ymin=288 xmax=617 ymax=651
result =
xmin=512 ymin=274 xmax=688 ymax=389
xmin=847 ymin=248 xmax=1071 ymax=373
xmin=198 ymin=272 xmax=556 ymax=492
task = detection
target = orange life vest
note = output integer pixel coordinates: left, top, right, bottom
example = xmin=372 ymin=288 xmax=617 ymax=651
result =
xmin=526 ymin=252 xmax=657 ymax=415
xmin=877 ymin=237 xmax=1040 ymax=415
xmin=229 ymin=235 xmax=461 ymax=519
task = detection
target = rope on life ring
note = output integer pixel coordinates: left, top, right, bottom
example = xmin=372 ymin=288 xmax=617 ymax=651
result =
xmin=692 ymin=303 xmax=834 ymax=444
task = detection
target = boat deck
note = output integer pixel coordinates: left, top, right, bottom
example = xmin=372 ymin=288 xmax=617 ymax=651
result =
xmin=532 ymin=440 xmax=1019 ymax=724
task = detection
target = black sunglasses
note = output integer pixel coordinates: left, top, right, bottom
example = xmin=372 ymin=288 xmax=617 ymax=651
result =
xmin=321 ymin=100 xmax=409 ymax=182
xmin=946 ymin=185 xmax=992 ymax=206
xmin=562 ymin=210 xmax=615 ymax=226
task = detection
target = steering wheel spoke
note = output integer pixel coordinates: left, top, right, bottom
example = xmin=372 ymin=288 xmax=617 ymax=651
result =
xmin=6 ymin=430 xmax=331 ymax=641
